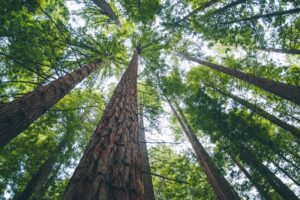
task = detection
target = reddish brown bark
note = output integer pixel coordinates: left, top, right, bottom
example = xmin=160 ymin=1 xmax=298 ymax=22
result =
xmin=184 ymin=54 xmax=300 ymax=105
xmin=63 ymin=50 xmax=143 ymax=200
xmin=139 ymin=107 xmax=155 ymax=200
xmin=164 ymin=95 xmax=240 ymax=200
xmin=0 ymin=61 xmax=101 ymax=148
xmin=92 ymin=0 xmax=121 ymax=26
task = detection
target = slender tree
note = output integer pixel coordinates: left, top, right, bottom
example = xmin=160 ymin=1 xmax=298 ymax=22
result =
xmin=206 ymin=83 xmax=300 ymax=138
xmin=229 ymin=155 xmax=273 ymax=200
xmin=220 ymin=7 xmax=300 ymax=25
xmin=175 ymin=0 xmax=221 ymax=25
xmin=260 ymin=47 xmax=300 ymax=55
xmin=0 ymin=61 xmax=102 ymax=148
xmin=15 ymin=133 xmax=69 ymax=200
xmin=63 ymin=49 xmax=143 ymax=200
xmin=183 ymin=54 xmax=300 ymax=105
xmin=92 ymin=0 xmax=121 ymax=25
xmin=139 ymin=106 xmax=156 ymax=200
xmin=163 ymin=93 xmax=240 ymax=200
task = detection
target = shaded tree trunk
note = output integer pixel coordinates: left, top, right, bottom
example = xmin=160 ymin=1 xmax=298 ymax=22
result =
xmin=260 ymin=48 xmax=300 ymax=55
xmin=139 ymin=107 xmax=156 ymax=200
xmin=92 ymin=0 xmax=121 ymax=26
xmin=229 ymin=155 xmax=273 ymax=200
xmin=183 ymin=54 xmax=300 ymax=105
xmin=163 ymin=94 xmax=240 ymax=200
xmin=0 ymin=61 xmax=101 ymax=148
xmin=175 ymin=0 xmax=221 ymax=24
xmin=15 ymin=134 xmax=68 ymax=200
xmin=234 ymin=143 xmax=299 ymax=200
xmin=206 ymin=83 xmax=300 ymax=138
xmin=63 ymin=50 xmax=143 ymax=200
xmin=211 ymin=0 xmax=246 ymax=16
xmin=221 ymin=7 xmax=300 ymax=25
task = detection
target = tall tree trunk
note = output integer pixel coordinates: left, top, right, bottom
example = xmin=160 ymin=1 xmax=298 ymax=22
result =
xmin=210 ymin=0 xmax=246 ymax=16
xmin=269 ymin=159 xmax=300 ymax=186
xmin=175 ymin=0 xmax=221 ymax=24
xmin=163 ymin=94 xmax=240 ymax=200
xmin=92 ymin=0 xmax=121 ymax=26
xmin=15 ymin=134 xmax=68 ymax=200
xmin=139 ymin=107 xmax=156 ymax=200
xmin=234 ymin=143 xmax=299 ymax=200
xmin=183 ymin=54 xmax=300 ymax=105
xmin=63 ymin=50 xmax=143 ymax=200
xmin=0 ymin=61 xmax=101 ymax=148
xmin=260 ymin=48 xmax=300 ymax=55
xmin=221 ymin=7 xmax=300 ymax=25
xmin=229 ymin=155 xmax=273 ymax=200
xmin=206 ymin=83 xmax=300 ymax=138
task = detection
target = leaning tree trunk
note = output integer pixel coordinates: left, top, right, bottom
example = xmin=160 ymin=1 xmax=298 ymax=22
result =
xmin=92 ymin=0 xmax=121 ymax=26
xmin=220 ymin=7 xmax=300 ymax=25
xmin=175 ymin=0 xmax=221 ymax=24
xmin=229 ymin=154 xmax=273 ymax=200
xmin=15 ymin=134 xmax=68 ymax=200
xmin=234 ymin=143 xmax=299 ymax=200
xmin=210 ymin=0 xmax=246 ymax=16
xmin=183 ymin=54 xmax=300 ymax=105
xmin=139 ymin=107 xmax=156 ymax=200
xmin=206 ymin=83 xmax=300 ymax=138
xmin=63 ymin=50 xmax=143 ymax=200
xmin=0 ymin=60 xmax=101 ymax=148
xmin=164 ymin=95 xmax=240 ymax=200
xmin=260 ymin=47 xmax=300 ymax=55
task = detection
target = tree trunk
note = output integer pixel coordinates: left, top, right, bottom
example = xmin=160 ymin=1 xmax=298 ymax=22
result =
xmin=175 ymin=0 xmax=221 ymax=24
xmin=139 ymin=107 xmax=156 ymax=200
xmin=183 ymin=54 xmax=300 ymax=105
xmin=260 ymin=48 xmax=300 ymax=55
xmin=221 ymin=7 xmax=300 ymax=25
xmin=229 ymin=155 xmax=273 ymax=200
xmin=63 ymin=50 xmax=143 ymax=200
xmin=206 ymin=84 xmax=300 ymax=138
xmin=235 ymin=143 xmax=299 ymax=200
xmin=15 ymin=134 xmax=68 ymax=200
xmin=0 ymin=61 xmax=101 ymax=148
xmin=92 ymin=0 xmax=121 ymax=26
xmin=164 ymin=95 xmax=240 ymax=200
xmin=210 ymin=0 xmax=246 ymax=16
xmin=269 ymin=159 xmax=300 ymax=186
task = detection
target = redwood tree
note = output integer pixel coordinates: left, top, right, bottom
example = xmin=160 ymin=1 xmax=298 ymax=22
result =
xmin=139 ymin=107 xmax=155 ymax=200
xmin=163 ymin=93 xmax=240 ymax=200
xmin=0 ymin=61 xmax=101 ymax=148
xmin=183 ymin=54 xmax=300 ymax=105
xmin=63 ymin=50 xmax=144 ymax=200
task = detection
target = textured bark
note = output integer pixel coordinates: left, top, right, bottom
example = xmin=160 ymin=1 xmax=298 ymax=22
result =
xmin=164 ymin=95 xmax=240 ymax=200
xmin=139 ymin=107 xmax=155 ymax=200
xmin=230 ymin=155 xmax=273 ymax=200
xmin=260 ymin=48 xmax=300 ymax=55
xmin=15 ymin=135 xmax=68 ymax=200
xmin=236 ymin=144 xmax=299 ymax=200
xmin=63 ymin=50 xmax=143 ymax=200
xmin=221 ymin=7 xmax=300 ymax=25
xmin=207 ymin=84 xmax=300 ymax=138
xmin=0 ymin=61 xmax=101 ymax=148
xmin=184 ymin=54 xmax=300 ymax=105
xmin=92 ymin=0 xmax=121 ymax=26
xmin=175 ymin=0 xmax=221 ymax=24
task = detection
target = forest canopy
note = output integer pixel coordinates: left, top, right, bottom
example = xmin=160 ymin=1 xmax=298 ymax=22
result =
xmin=0 ymin=0 xmax=299 ymax=199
